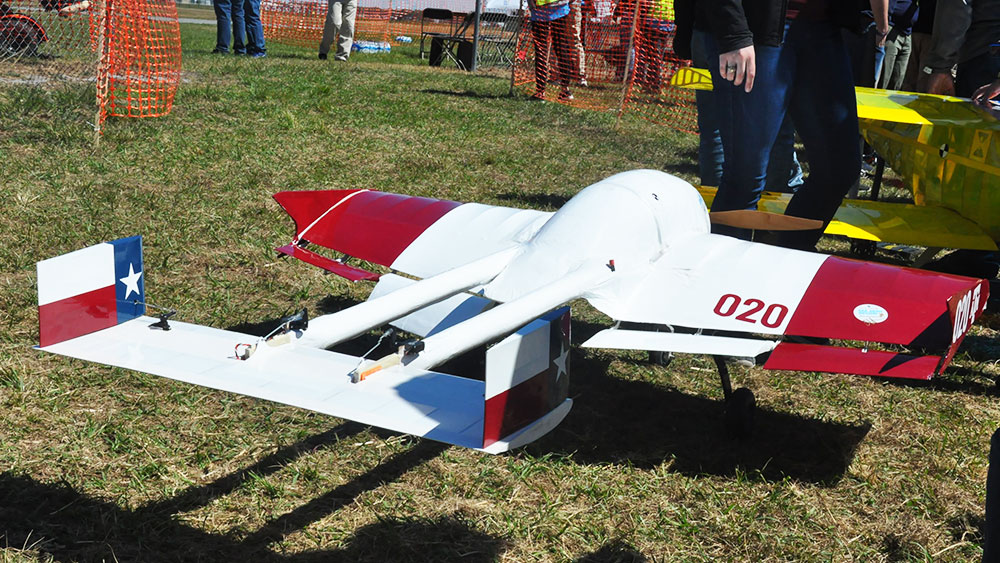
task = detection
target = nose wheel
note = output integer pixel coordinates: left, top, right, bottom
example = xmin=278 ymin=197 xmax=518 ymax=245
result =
xmin=713 ymin=356 xmax=755 ymax=439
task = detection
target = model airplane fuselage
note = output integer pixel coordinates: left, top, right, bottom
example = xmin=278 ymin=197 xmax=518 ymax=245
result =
xmin=36 ymin=170 xmax=990 ymax=452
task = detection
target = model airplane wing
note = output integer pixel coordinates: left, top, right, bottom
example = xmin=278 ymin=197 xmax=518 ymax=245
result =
xmin=582 ymin=230 xmax=989 ymax=380
xmin=698 ymin=186 xmax=998 ymax=251
xmin=669 ymin=68 xmax=981 ymax=125
xmin=36 ymin=237 xmax=573 ymax=453
xmin=273 ymin=189 xmax=552 ymax=281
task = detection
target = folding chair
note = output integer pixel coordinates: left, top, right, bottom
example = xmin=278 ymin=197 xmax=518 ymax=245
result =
xmin=420 ymin=8 xmax=456 ymax=60
xmin=476 ymin=11 xmax=524 ymax=68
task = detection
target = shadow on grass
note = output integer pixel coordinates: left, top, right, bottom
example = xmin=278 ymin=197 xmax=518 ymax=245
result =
xmin=496 ymin=191 xmax=570 ymax=210
xmin=420 ymin=88 xmax=513 ymax=100
xmin=660 ymin=146 xmax=701 ymax=179
xmin=230 ymin=307 xmax=867 ymax=484
xmin=531 ymin=324 xmax=871 ymax=484
xmin=0 ymin=439 xmax=497 ymax=562
xmin=574 ymin=539 xmax=648 ymax=562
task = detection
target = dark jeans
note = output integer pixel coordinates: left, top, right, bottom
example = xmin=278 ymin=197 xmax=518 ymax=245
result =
xmin=213 ymin=0 xmax=245 ymax=53
xmin=692 ymin=29 xmax=801 ymax=192
xmin=706 ymin=19 xmax=860 ymax=249
xmin=244 ymin=0 xmax=266 ymax=55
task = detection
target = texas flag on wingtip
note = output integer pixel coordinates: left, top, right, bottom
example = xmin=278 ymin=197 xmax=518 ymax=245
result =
xmin=37 ymin=236 xmax=145 ymax=348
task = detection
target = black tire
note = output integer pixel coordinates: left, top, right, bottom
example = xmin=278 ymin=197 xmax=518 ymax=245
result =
xmin=649 ymin=350 xmax=673 ymax=367
xmin=0 ymin=17 xmax=44 ymax=56
xmin=724 ymin=387 xmax=756 ymax=439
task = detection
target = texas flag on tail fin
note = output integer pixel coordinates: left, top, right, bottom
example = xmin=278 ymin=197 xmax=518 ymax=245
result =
xmin=483 ymin=307 xmax=571 ymax=449
xmin=37 ymin=236 xmax=145 ymax=348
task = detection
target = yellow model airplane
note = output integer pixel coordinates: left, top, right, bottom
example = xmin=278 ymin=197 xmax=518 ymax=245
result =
xmin=670 ymin=67 xmax=1000 ymax=254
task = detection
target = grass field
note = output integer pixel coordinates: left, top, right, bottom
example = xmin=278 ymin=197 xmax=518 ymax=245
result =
xmin=1 ymin=22 xmax=1000 ymax=563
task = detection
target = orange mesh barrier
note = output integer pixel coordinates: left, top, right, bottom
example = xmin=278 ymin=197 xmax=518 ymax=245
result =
xmin=512 ymin=0 xmax=697 ymax=133
xmin=262 ymin=0 xmax=478 ymax=49
xmin=1 ymin=0 xmax=180 ymax=132
xmin=96 ymin=0 xmax=181 ymax=122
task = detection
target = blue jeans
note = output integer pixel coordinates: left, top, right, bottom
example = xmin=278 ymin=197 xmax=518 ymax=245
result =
xmin=213 ymin=0 xmax=245 ymax=53
xmin=692 ymin=29 xmax=802 ymax=192
xmin=707 ymin=19 xmax=860 ymax=248
xmin=244 ymin=0 xmax=266 ymax=55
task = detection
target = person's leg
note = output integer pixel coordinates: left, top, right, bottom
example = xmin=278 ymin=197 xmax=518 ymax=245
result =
xmin=319 ymin=0 xmax=338 ymax=56
xmin=901 ymin=31 xmax=929 ymax=91
xmin=244 ymin=0 xmax=265 ymax=55
xmin=231 ymin=0 xmax=245 ymax=54
xmin=764 ymin=114 xmax=801 ymax=193
xmin=212 ymin=0 xmax=231 ymax=52
xmin=552 ymin=13 xmax=578 ymax=90
xmin=336 ymin=0 xmax=356 ymax=59
xmin=570 ymin=0 xmax=585 ymax=82
xmin=876 ymin=27 xmax=900 ymax=89
xmin=779 ymin=20 xmax=860 ymax=250
xmin=691 ymin=29 xmax=722 ymax=187
xmin=531 ymin=21 xmax=552 ymax=97
xmin=885 ymin=32 xmax=910 ymax=90
xmin=705 ymin=35 xmax=789 ymax=239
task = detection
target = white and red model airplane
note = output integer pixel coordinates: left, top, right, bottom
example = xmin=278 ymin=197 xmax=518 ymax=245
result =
xmin=36 ymin=170 xmax=989 ymax=451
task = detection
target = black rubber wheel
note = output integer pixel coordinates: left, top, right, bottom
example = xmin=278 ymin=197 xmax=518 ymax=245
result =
xmin=649 ymin=350 xmax=673 ymax=367
xmin=0 ymin=18 xmax=44 ymax=56
xmin=724 ymin=387 xmax=756 ymax=439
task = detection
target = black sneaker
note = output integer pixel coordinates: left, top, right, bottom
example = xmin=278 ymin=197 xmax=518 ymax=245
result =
xmin=318 ymin=52 xmax=328 ymax=60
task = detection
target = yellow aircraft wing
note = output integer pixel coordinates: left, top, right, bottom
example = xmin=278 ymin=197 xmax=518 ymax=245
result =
xmin=697 ymin=186 xmax=998 ymax=251
xmin=669 ymin=68 xmax=988 ymax=125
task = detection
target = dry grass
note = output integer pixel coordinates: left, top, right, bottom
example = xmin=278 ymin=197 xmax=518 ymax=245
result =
xmin=0 ymin=24 xmax=998 ymax=562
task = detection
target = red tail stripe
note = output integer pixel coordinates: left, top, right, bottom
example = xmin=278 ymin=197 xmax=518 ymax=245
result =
xmin=39 ymin=286 xmax=116 ymax=347
xmin=483 ymin=368 xmax=555 ymax=447
xmin=764 ymin=342 xmax=939 ymax=380
xmin=274 ymin=190 xmax=461 ymax=268
xmin=785 ymin=256 xmax=982 ymax=347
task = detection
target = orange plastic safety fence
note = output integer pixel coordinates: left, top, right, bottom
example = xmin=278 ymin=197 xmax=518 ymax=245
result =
xmin=512 ymin=0 xmax=696 ymax=133
xmin=96 ymin=0 xmax=181 ymax=122
xmin=262 ymin=0 xmax=477 ymax=49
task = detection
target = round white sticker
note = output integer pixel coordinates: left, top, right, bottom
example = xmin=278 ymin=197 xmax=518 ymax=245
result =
xmin=854 ymin=304 xmax=889 ymax=324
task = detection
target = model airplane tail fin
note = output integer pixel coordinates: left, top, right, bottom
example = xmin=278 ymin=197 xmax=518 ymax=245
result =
xmin=481 ymin=306 xmax=572 ymax=452
xmin=37 ymin=236 xmax=146 ymax=348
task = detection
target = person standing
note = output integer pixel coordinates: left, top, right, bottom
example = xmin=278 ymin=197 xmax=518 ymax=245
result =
xmin=528 ymin=0 xmax=579 ymax=101
xmin=877 ymin=0 xmax=919 ymax=90
xmin=901 ymin=0 xmax=934 ymax=91
xmin=922 ymin=0 xmax=999 ymax=97
xmin=244 ymin=0 xmax=267 ymax=57
xmin=318 ymin=0 xmax=357 ymax=61
xmin=676 ymin=0 xmax=873 ymax=249
xmin=212 ymin=0 xmax=246 ymax=54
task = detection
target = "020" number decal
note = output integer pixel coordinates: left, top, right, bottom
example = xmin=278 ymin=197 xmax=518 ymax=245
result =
xmin=713 ymin=294 xmax=789 ymax=328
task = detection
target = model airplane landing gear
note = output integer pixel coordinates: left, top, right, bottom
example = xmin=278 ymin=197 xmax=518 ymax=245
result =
xmin=714 ymin=356 xmax=755 ymax=439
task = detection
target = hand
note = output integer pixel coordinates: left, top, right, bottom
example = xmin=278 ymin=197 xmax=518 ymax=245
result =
xmin=719 ymin=46 xmax=755 ymax=93
xmin=925 ymin=72 xmax=955 ymax=96
xmin=875 ymin=26 xmax=889 ymax=48
xmin=972 ymin=78 xmax=1000 ymax=104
